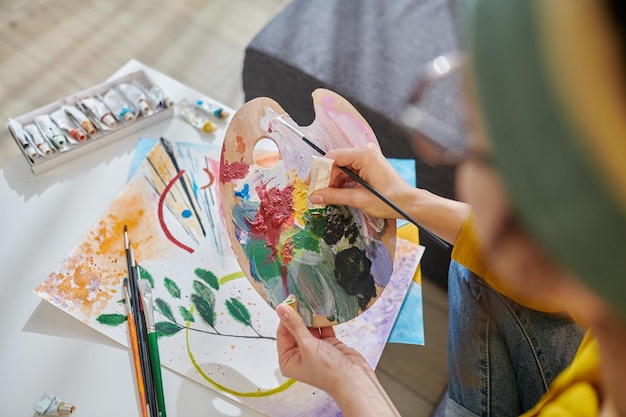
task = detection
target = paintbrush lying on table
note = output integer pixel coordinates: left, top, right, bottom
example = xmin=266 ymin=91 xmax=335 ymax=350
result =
xmin=273 ymin=116 xmax=451 ymax=250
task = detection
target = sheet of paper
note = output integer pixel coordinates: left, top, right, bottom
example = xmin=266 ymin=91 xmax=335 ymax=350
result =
xmin=35 ymin=138 xmax=424 ymax=416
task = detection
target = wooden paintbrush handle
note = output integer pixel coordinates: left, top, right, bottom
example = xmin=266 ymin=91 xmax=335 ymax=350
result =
xmin=127 ymin=313 xmax=149 ymax=417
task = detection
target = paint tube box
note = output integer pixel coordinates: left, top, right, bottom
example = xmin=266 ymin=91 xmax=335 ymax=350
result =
xmin=5 ymin=70 xmax=174 ymax=175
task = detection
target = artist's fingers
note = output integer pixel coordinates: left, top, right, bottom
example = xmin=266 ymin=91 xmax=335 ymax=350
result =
xmin=324 ymin=144 xmax=408 ymax=195
xmin=276 ymin=319 xmax=297 ymax=355
xmin=275 ymin=302 xmax=314 ymax=346
xmin=324 ymin=143 xmax=383 ymax=175
xmin=309 ymin=186 xmax=372 ymax=210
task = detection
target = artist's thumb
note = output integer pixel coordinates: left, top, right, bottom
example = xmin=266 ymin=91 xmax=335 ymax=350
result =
xmin=276 ymin=301 xmax=312 ymax=344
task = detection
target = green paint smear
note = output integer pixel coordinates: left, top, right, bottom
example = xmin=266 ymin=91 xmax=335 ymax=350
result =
xmin=97 ymin=313 xmax=127 ymax=327
xmin=291 ymin=261 xmax=358 ymax=324
xmin=195 ymin=268 xmax=220 ymax=290
xmin=246 ymin=238 xmax=281 ymax=285
xmin=156 ymin=321 xmax=182 ymax=338
xmin=138 ymin=265 xmax=155 ymax=287
xmin=179 ymin=306 xmax=195 ymax=323
xmin=303 ymin=209 xmax=327 ymax=237
xmin=155 ymin=298 xmax=177 ymax=323
xmin=291 ymin=228 xmax=320 ymax=252
xmin=225 ymin=297 xmax=252 ymax=327
xmin=164 ymin=277 xmax=181 ymax=298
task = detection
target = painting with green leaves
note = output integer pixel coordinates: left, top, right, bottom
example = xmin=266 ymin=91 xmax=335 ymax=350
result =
xmin=34 ymin=139 xmax=423 ymax=416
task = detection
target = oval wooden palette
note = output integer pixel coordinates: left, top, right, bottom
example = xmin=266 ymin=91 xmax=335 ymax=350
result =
xmin=219 ymin=89 xmax=396 ymax=327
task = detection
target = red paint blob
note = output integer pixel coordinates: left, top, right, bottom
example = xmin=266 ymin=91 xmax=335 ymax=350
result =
xmin=250 ymin=182 xmax=294 ymax=249
xmin=221 ymin=158 xmax=250 ymax=182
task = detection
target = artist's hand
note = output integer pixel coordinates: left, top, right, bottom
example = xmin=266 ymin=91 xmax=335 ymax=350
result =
xmin=311 ymin=143 xmax=471 ymax=245
xmin=308 ymin=144 xmax=415 ymax=220
xmin=275 ymin=301 xmax=400 ymax=417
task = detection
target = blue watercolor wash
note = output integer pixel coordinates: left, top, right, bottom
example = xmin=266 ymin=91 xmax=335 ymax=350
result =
xmin=388 ymin=281 xmax=425 ymax=345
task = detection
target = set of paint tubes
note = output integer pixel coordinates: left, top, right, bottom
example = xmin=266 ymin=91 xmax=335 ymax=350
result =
xmin=6 ymin=70 xmax=175 ymax=175
xmin=176 ymin=97 xmax=230 ymax=133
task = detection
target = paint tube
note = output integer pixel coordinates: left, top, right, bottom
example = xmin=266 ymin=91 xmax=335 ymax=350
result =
xmin=7 ymin=118 xmax=39 ymax=160
xmin=33 ymin=392 xmax=75 ymax=416
xmin=147 ymin=83 xmax=174 ymax=109
xmin=78 ymin=97 xmax=117 ymax=129
xmin=282 ymin=295 xmax=298 ymax=311
xmin=307 ymin=156 xmax=334 ymax=211
xmin=176 ymin=99 xmax=217 ymax=133
xmin=24 ymin=124 xmax=53 ymax=156
xmin=116 ymin=82 xmax=153 ymax=116
xmin=195 ymin=98 xmax=229 ymax=120
xmin=62 ymin=105 xmax=96 ymax=135
xmin=101 ymin=88 xmax=137 ymax=123
xmin=34 ymin=114 xmax=68 ymax=148
xmin=50 ymin=108 xmax=87 ymax=142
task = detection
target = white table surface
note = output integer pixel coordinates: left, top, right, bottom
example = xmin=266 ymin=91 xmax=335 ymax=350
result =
xmin=0 ymin=59 xmax=266 ymax=417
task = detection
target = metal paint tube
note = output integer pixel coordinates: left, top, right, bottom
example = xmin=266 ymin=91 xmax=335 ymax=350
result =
xmin=177 ymin=99 xmax=217 ymax=133
xmin=34 ymin=114 xmax=68 ymax=148
xmin=33 ymin=392 xmax=75 ymax=416
xmin=24 ymin=124 xmax=53 ymax=156
xmin=7 ymin=118 xmax=39 ymax=160
xmin=117 ymin=82 xmax=153 ymax=116
xmin=147 ymin=84 xmax=174 ymax=109
xmin=50 ymin=108 xmax=86 ymax=142
xmin=62 ymin=105 xmax=96 ymax=135
xmin=101 ymin=88 xmax=137 ymax=122
xmin=307 ymin=155 xmax=334 ymax=211
xmin=195 ymin=98 xmax=229 ymax=119
xmin=78 ymin=97 xmax=117 ymax=129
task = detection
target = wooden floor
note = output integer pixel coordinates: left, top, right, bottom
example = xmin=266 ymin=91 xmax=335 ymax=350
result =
xmin=0 ymin=1 xmax=449 ymax=415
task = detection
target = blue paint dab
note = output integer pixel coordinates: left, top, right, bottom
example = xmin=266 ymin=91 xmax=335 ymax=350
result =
xmin=182 ymin=209 xmax=192 ymax=218
xmin=234 ymin=183 xmax=250 ymax=200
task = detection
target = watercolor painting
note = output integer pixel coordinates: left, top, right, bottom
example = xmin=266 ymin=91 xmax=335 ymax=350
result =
xmin=35 ymin=135 xmax=423 ymax=417
xmin=220 ymin=89 xmax=397 ymax=327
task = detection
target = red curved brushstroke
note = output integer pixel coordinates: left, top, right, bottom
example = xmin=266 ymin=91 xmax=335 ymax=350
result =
xmin=158 ymin=169 xmax=194 ymax=253
xmin=200 ymin=167 xmax=214 ymax=189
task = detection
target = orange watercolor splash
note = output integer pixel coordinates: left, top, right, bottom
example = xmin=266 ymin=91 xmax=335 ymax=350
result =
xmin=236 ymin=135 xmax=246 ymax=153
xmin=36 ymin=239 xmax=125 ymax=319
xmin=35 ymin=177 xmax=176 ymax=321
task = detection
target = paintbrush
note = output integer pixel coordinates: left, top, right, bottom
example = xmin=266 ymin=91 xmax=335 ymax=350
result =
xmin=124 ymin=226 xmax=160 ymax=417
xmin=273 ymin=116 xmax=451 ymax=250
xmin=139 ymin=279 xmax=167 ymax=417
xmin=123 ymin=277 xmax=149 ymax=417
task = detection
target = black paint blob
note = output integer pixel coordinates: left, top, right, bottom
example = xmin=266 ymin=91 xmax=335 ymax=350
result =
xmin=323 ymin=206 xmax=360 ymax=246
xmin=334 ymin=246 xmax=376 ymax=310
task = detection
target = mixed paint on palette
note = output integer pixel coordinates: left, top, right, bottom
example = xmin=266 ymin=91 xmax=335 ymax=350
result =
xmin=220 ymin=91 xmax=397 ymax=328
xmin=35 ymin=135 xmax=421 ymax=415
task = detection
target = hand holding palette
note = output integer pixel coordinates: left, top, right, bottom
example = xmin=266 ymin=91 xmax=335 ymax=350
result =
xmin=220 ymin=89 xmax=396 ymax=327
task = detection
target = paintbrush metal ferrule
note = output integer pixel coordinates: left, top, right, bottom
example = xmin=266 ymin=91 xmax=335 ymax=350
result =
xmin=124 ymin=225 xmax=130 ymax=250
xmin=129 ymin=241 xmax=136 ymax=267
xmin=274 ymin=116 xmax=451 ymax=250
xmin=138 ymin=280 xmax=155 ymax=331
xmin=123 ymin=278 xmax=133 ymax=314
